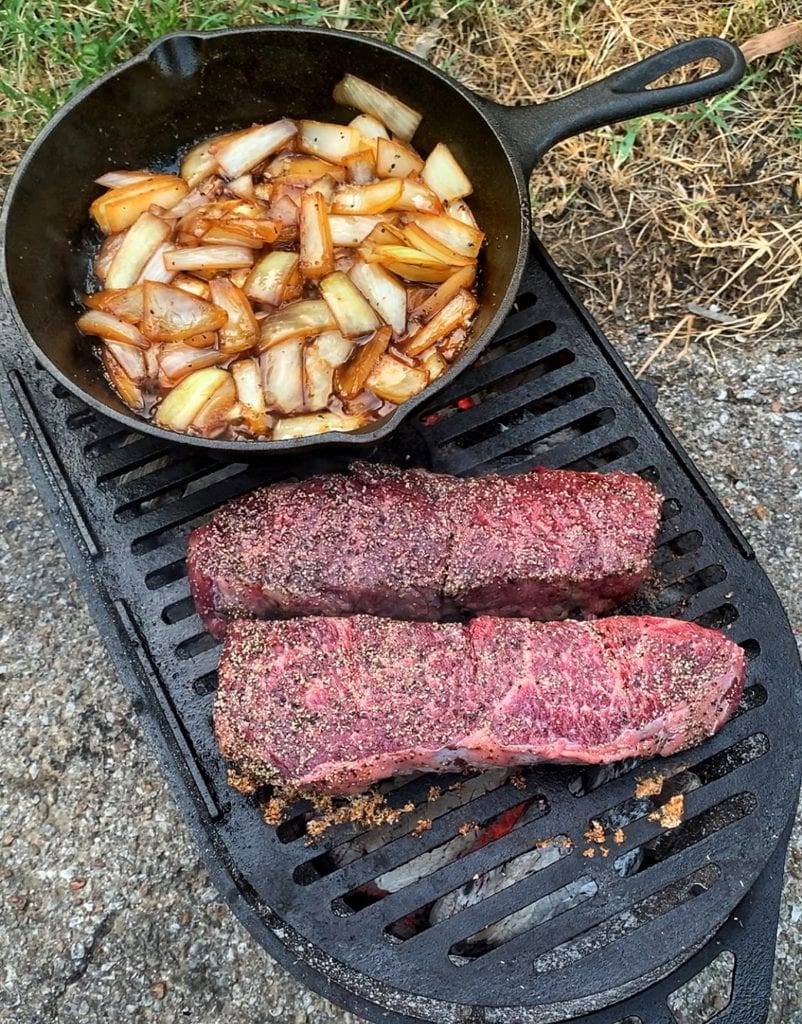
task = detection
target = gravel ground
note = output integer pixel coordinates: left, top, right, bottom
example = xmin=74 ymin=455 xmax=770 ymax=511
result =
xmin=0 ymin=311 xmax=800 ymax=1024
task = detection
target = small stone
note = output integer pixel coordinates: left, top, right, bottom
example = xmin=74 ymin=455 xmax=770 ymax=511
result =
xmin=69 ymin=878 xmax=87 ymax=891
xmin=151 ymin=980 xmax=167 ymax=1000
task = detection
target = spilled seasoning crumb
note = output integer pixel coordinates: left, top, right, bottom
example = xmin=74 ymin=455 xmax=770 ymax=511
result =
xmin=258 ymin=785 xmax=416 ymax=841
xmin=509 ymin=773 xmax=527 ymax=790
xmin=427 ymin=786 xmax=442 ymax=802
xmin=304 ymin=790 xmax=412 ymax=843
xmin=412 ymin=818 xmax=432 ymax=837
xmin=648 ymin=794 xmax=685 ymax=829
xmin=584 ymin=820 xmax=606 ymax=845
xmin=582 ymin=848 xmax=596 ymax=858
xmin=635 ymin=773 xmax=665 ymax=798
xmin=263 ymin=796 xmax=291 ymax=826
xmin=459 ymin=821 xmax=478 ymax=836
xmin=600 ymin=846 xmax=609 ymax=858
xmin=228 ymin=768 xmax=260 ymax=795
xmin=613 ymin=828 xmax=625 ymax=845
xmin=535 ymin=836 xmax=574 ymax=850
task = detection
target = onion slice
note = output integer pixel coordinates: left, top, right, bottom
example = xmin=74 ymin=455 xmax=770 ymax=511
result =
xmin=366 ymin=354 xmax=429 ymax=403
xmin=266 ymin=154 xmax=346 ymax=184
xmin=211 ymin=119 xmax=298 ymax=178
xmin=157 ymin=343 xmax=228 ymax=385
xmin=393 ymin=179 xmax=443 ymax=214
xmin=277 ymin=332 xmax=351 ymax=415
xmin=404 ymin=212 xmax=484 ymax=258
xmin=95 ymin=170 xmax=151 ymax=189
xmin=333 ymin=74 xmax=422 ymax=142
xmin=334 ymin=325 xmax=391 ymax=399
xmin=261 ymin=339 xmax=305 ymax=414
xmin=231 ymin=358 xmax=268 ymax=435
xmin=180 ymin=133 xmax=236 ymax=187
xmin=101 ymin=346 xmax=144 ymax=410
xmin=258 ymin=299 xmax=336 ymax=350
xmin=375 ymin=138 xmax=424 ymax=179
xmin=422 ymin=143 xmax=473 ymax=201
xmin=77 ymin=309 xmax=149 ymax=349
xmin=299 ymin=192 xmax=335 ymax=279
xmin=349 ymin=113 xmax=390 ymax=141
xmin=349 ymin=261 xmax=407 ymax=335
xmin=298 ymin=121 xmax=362 ymax=164
xmin=328 ymin=215 xmax=381 ymax=246
xmin=172 ymin=274 xmax=211 ymax=298
xmin=83 ymin=285 xmax=144 ymax=323
xmin=403 ymin=289 xmax=478 ymax=356
xmin=413 ymin=265 xmax=477 ymax=322
xmin=141 ymin=281 xmax=228 ymax=342
xmin=272 ymin=411 xmax=368 ymax=440
xmin=137 ymin=241 xmax=177 ymax=285
xmin=331 ymin=179 xmax=403 ymax=215
xmin=91 ymin=175 xmax=189 ymax=234
xmin=402 ymin=223 xmax=475 ymax=267
xmin=154 ymin=367 xmax=231 ymax=431
xmin=244 ymin=251 xmax=299 ymax=305
xmin=163 ymin=246 xmax=254 ymax=273
xmin=105 ymin=212 xmax=172 ymax=289
xmin=191 ymin=375 xmax=238 ymax=437
xmin=104 ymin=340 xmax=149 ymax=383
xmin=343 ymin=148 xmax=377 ymax=184
xmin=444 ymin=198 xmax=479 ymax=228
xmin=319 ymin=271 xmax=381 ymax=337
xmin=210 ymin=278 xmax=259 ymax=354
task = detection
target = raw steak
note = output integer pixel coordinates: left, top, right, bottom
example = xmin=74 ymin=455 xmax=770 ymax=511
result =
xmin=188 ymin=465 xmax=662 ymax=637
xmin=214 ymin=614 xmax=745 ymax=794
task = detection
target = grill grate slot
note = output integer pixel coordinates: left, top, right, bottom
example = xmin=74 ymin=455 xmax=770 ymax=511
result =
xmin=695 ymin=603 xmax=739 ymax=630
xmin=162 ymin=596 xmax=198 ymax=625
xmin=175 ymin=631 xmax=218 ymax=660
xmin=114 ymin=466 xmax=228 ymax=521
xmin=612 ymin=793 xmax=757 ymax=879
xmin=192 ymin=671 xmax=218 ymax=696
xmin=281 ymin=771 xmax=512 ymax=852
xmin=66 ymin=408 xmax=96 ymax=430
xmin=144 ymin=559 xmax=187 ymax=590
xmin=334 ymin=798 xmax=541 ymax=912
xmin=565 ymin=436 xmax=639 ymax=471
xmin=441 ymin=376 xmax=596 ymax=451
xmin=530 ymin=864 xmax=721 ymax=976
xmin=447 ymin=873 xmax=596 ymax=964
xmin=430 ymin=341 xmax=573 ymax=422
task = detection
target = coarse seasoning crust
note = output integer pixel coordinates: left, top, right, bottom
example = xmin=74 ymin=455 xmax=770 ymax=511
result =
xmin=187 ymin=464 xmax=663 ymax=637
xmin=214 ymin=613 xmax=746 ymax=796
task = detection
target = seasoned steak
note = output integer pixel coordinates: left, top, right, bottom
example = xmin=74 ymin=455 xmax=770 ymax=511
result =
xmin=189 ymin=465 xmax=662 ymax=637
xmin=446 ymin=469 xmax=661 ymax=618
xmin=214 ymin=615 xmax=745 ymax=795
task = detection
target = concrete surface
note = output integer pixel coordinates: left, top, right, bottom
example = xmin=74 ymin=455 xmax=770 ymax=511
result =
xmin=0 ymin=318 xmax=800 ymax=1024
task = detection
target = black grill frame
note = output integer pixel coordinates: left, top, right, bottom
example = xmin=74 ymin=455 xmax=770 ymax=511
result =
xmin=1 ymin=237 xmax=800 ymax=1024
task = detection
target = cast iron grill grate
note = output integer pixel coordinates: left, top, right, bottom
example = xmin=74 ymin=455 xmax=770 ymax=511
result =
xmin=1 ymin=239 xmax=800 ymax=1024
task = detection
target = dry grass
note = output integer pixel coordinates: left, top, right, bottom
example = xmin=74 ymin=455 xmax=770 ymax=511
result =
xmin=409 ymin=1 xmax=802 ymax=369
xmin=2 ymin=0 xmax=800 ymax=369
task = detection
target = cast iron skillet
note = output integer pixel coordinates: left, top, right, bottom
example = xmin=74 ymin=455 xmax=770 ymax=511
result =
xmin=0 ymin=27 xmax=745 ymax=454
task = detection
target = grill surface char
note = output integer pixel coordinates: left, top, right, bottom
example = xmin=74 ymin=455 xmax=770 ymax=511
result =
xmin=1 ymin=239 xmax=799 ymax=1024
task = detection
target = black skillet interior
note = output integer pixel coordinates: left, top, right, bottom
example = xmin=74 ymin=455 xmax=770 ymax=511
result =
xmin=1 ymin=27 xmax=745 ymax=454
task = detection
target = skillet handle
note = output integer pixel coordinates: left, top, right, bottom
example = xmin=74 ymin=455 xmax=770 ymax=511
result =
xmin=490 ymin=37 xmax=746 ymax=171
